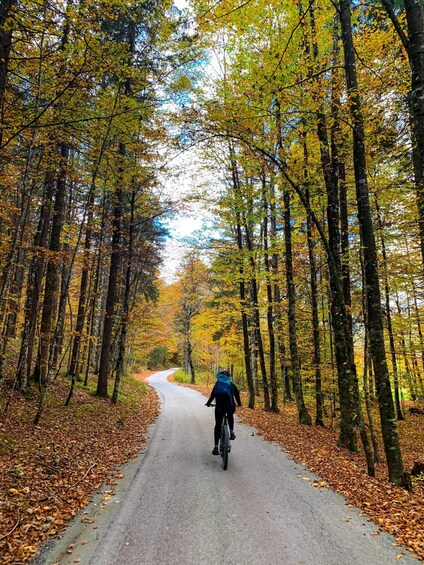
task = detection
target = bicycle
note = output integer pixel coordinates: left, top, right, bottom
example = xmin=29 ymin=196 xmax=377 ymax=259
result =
xmin=207 ymin=404 xmax=231 ymax=470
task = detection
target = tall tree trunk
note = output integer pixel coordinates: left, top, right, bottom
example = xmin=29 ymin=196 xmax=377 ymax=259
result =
xmin=69 ymin=95 xmax=118 ymax=380
xmin=306 ymin=189 xmax=324 ymax=426
xmin=374 ymin=194 xmax=404 ymax=420
xmin=243 ymin=213 xmax=270 ymax=410
xmin=311 ymin=4 xmax=359 ymax=446
xmin=0 ymin=0 xmax=16 ymax=146
xmin=283 ymin=189 xmax=311 ymax=425
xmin=34 ymin=142 xmax=69 ymax=424
xmin=396 ymin=292 xmax=416 ymax=400
xmin=112 ymin=190 xmax=136 ymax=403
xmin=97 ymin=16 xmax=135 ymax=397
xmin=382 ymin=0 xmax=424 ymax=270
xmin=410 ymin=276 xmax=424 ymax=374
xmin=84 ymin=206 xmax=105 ymax=387
xmin=53 ymin=233 xmax=70 ymax=370
xmin=270 ymin=183 xmax=292 ymax=403
xmin=339 ymin=0 xmax=409 ymax=487
xmin=16 ymin=172 xmax=55 ymax=390
xmin=5 ymin=258 xmax=24 ymax=338
xmin=363 ymin=329 xmax=380 ymax=463
xmin=68 ymin=192 xmax=94 ymax=379
xmin=229 ymin=143 xmax=255 ymax=407
xmin=316 ymin=105 xmax=358 ymax=450
xmin=300 ymin=127 xmax=324 ymax=426
xmin=97 ymin=144 xmax=124 ymax=397
xmin=36 ymin=144 xmax=68 ymax=385
xmin=262 ymin=177 xmax=278 ymax=412
xmin=406 ymin=295 xmax=423 ymax=398
xmin=405 ymin=0 xmax=424 ymax=269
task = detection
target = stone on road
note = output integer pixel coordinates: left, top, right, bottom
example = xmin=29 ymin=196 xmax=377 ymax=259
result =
xmin=37 ymin=369 xmax=418 ymax=565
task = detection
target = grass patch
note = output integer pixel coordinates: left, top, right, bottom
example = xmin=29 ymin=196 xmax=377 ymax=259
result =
xmin=173 ymin=369 xmax=190 ymax=383
xmin=173 ymin=369 xmax=214 ymax=388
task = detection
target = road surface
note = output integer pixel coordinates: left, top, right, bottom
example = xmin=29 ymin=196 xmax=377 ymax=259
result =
xmin=37 ymin=369 xmax=418 ymax=564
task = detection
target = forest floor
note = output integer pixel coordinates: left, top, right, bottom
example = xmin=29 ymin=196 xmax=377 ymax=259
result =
xmin=179 ymin=381 xmax=424 ymax=561
xmin=1 ymin=371 xmax=423 ymax=563
xmin=0 ymin=370 xmax=158 ymax=564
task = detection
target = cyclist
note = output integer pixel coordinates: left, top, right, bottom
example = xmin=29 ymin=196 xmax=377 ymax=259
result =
xmin=206 ymin=369 xmax=242 ymax=455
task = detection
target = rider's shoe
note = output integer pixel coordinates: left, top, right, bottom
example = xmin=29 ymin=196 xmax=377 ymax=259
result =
xmin=230 ymin=431 xmax=236 ymax=440
xmin=212 ymin=446 xmax=219 ymax=455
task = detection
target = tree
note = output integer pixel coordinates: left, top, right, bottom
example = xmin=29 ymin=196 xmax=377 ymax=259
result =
xmin=339 ymin=0 xmax=409 ymax=487
xmin=174 ymin=253 xmax=210 ymax=383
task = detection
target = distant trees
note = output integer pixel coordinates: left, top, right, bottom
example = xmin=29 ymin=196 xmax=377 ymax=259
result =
xmin=174 ymin=252 xmax=210 ymax=384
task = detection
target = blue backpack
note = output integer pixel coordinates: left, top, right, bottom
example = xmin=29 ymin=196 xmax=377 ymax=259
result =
xmin=214 ymin=372 xmax=234 ymax=408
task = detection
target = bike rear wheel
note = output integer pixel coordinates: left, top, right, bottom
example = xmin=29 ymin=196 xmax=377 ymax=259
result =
xmin=221 ymin=422 xmax=229 ymax=470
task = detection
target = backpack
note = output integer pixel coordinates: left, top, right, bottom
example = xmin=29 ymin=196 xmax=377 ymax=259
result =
xmin=214 ymin=372 xmax=234 ymax=409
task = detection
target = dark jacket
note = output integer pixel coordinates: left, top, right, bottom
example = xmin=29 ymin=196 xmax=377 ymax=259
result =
xmin=206 ymin=382 xmax=242 ymax=413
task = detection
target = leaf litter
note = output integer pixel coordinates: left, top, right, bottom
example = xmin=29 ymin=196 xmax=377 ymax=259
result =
xmin=0 ymin=371 xmax=158 ymax=564
xmin=183 ymin=382 xmax=424 ymax=560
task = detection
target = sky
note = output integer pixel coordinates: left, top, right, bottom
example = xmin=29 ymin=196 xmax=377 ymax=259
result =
xmin=158 ymin=0 xmax=223 ymax=282
xmin=158 ymin=143 xmax=217 ymax=282
xmin=160 ymin=215 xmax=205 ymax=282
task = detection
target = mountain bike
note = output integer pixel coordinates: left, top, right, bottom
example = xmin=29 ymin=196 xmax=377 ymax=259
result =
xmin=208 ymin=404 xmax=230 ymax=470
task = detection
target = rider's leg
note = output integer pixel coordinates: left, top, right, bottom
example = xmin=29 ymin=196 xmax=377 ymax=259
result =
xmin=227 ymin=411 xmax=236 ymax=439
xmin=213 ymin=408 xmax=224 ymax=453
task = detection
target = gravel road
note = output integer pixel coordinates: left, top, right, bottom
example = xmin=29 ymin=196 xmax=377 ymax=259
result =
xmin=37 ymin=369 xmax=419 ymax=565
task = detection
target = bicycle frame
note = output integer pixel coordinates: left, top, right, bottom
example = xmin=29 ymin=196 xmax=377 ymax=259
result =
xmin=208 ymin=403 xmax=231 ymax=470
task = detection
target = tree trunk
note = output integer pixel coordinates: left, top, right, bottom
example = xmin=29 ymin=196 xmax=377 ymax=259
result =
xmin=270 ymin=183 xmax=291 ymax=404
xmin=229 ymin=143 xmax=255 ymax=408
xmin=243 ymin=214 xmax=270 ymax=410
xmin=339 ymin=0 xmax=409 ymax=488
xmin=85 ymin=245 xmax=102 ymax=385
xmin=405 ymin=0 xmax=424 ymax=269
xmin=363 ymin=329 xmax=380 ymax=463
xmin=283 ymin=189 xmax=311 ymax=425
xmin=308 ymin=3 xmax=358 ymax=444
xmin=374 ymin=194 xmax=404 ymax=420
xmin=36 ymin=144 xmax=68 ymax=385
xmin=16 ymin=172 xmax=55 ymax=390
xmin=0 ymin=0 xmax=16 ymax=146
xmin=3 ymin=254 xmax=23 ymax=338
xmin=68 ymin=197 xmax=93 ymax=379
xmin=316 ymin=106 xmax=358 ymax=450
xmin=306 ymin=190 xmax=324 ymax=426
xmin=97 ymin=143 xmax=124 ymax=397
xmin=300 ymin=127 xmax=324 ymax=426
xmin=396 ymin=292 xmax=416 ymax=400
xmin=262 ymin=177 xmax=278 ymax=412
xmin=112 ymin=190 xmax=136 ymax=403
xmin=69 ymin=93 xmax=118 ymax=380
xmin=33 ymin=143 xmax=69 ymax=424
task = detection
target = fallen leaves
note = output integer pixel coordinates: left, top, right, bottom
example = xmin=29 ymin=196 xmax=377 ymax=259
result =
xmin=182 ymin=382 xmax=424 ymax=560
xmin=238 ymin=402 xmax=424 ymax=560
xmin=0 ymin=371 xmax=159 ymax=564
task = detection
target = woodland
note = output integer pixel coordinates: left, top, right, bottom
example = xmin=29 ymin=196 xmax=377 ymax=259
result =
xmin=0 ymin=0 xmax=424 ymax=561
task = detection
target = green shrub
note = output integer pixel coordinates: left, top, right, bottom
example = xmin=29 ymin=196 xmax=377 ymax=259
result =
xmin=173 ymin=369 xmax=190 ymax=383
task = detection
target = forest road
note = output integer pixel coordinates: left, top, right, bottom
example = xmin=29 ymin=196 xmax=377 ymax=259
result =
xmin=37 ymin=369 xmax=419 ymax=565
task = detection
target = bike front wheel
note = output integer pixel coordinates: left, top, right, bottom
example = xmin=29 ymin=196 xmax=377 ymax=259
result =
xmin=221 ymin=425 xmax=229 ymax=470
